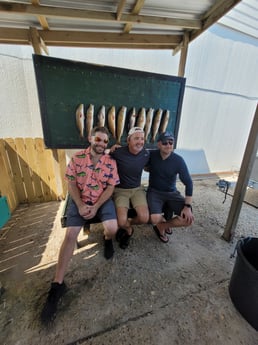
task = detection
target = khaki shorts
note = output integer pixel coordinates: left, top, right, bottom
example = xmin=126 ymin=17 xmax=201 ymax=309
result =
xmin=113 ymin=186 xmax=147 ymax=209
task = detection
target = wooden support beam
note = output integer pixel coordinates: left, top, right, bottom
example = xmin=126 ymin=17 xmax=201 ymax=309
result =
xmin=124 ymin=0 xmax=145 ymax=33
xmin=178 ymin=32 xmax=189 ymax=77
xmin=29 ymin=26 xmax=48 ymax=55
xmin=39 ymin=35 xmax=49 ymax=55
xmin=190 ymin=0 xmax=242 ymax=42
xmin=0 ymin=28 xmax=181 ymax=49
xmin=173 ymin=41 xmax=184 ymax=56
xmin=117 ymin=0 xmax=127 ymax=21
xmin=222 ymin=104 xmax=258 ymax=242
xmin=29 ymin=27 xmax=41 ymax=54
xmin=31 ymin=0 xmax=49 ymax=30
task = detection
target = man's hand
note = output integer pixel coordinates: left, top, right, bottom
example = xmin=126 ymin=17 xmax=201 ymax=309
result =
xmin=181 ymin=207 xmax=194 ymax=225
xmin=109 ymin=144 xmax=121 ymax=153
xmin=78 ymin=204 xmax=97 ymax=219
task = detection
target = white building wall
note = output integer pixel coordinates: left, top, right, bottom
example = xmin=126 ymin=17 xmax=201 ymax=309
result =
xmin=0 ymin=23 xmax=257 ymax=174
xmin=177 ymin=24 xmax=258 ymax=173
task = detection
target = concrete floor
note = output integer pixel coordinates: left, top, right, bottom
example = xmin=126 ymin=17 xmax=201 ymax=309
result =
xmin=0 ymin=178 xmax=257 ymax=345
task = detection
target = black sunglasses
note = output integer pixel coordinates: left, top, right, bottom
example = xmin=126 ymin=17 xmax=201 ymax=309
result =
xmin=161 ymin=140 xmax=174 ymax=146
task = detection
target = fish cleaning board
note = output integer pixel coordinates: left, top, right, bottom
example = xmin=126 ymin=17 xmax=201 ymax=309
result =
xmin=33 ymin=55 xmax=186 ymax=149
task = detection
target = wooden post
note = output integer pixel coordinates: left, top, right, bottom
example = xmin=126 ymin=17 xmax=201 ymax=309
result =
xmin=29 ymin=26 xmax=49 ymax=55
xmin=178 ymin=32 xmax=189 ymax=77
xmin=222 ymin=104 xmax=258 ymax=241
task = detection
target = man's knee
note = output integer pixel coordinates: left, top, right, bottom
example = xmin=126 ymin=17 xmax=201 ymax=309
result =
xmin=65 ymin=227 xmax=81 ymax=242
xmin=150 ymin=214 xmax=161 ymax=224
xmin=137 ymin=212 xmax=149 ymax=224
xmin=105 ymin=227 xmax=117 ymax=237
xmin=134 ymin=205 xmax=149 ymax=223
xmin=103 ymin=219 xmax=118 ymax=237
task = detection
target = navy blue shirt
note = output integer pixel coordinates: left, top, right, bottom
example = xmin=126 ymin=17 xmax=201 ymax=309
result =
xmin=147 ymin=150 xmax=193 ymax=196
xmin=111 ymin=146 xmax=150 ymax=188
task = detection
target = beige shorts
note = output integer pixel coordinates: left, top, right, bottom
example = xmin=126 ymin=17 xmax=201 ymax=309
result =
xmin=113 ymin=186 xmax=148 ymax=209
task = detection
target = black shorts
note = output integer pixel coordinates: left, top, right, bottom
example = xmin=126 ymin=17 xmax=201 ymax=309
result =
xmin=147 ymin=187 xmax=185 ymax=217
xmin=66 ymin=198 xmax=117 ymax=227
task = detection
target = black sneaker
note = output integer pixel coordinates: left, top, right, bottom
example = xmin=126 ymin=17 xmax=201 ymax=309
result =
xmin=104 ymin=238 xmax=114 ymax=259
xmin=119 ymin=229 xmax=134 ymax=249
xmin=115 ymin=228 xmax=127 ymax=242
xmin=40 ymin=282 xmax=66 ymax=325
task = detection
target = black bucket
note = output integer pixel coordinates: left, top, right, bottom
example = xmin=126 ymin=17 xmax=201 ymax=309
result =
xmin=229 ymin=237 xmax=258 ymax=331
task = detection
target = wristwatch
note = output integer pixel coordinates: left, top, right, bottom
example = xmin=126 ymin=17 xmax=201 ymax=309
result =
xmin=184 ymin=203 xmax=192 ymax=209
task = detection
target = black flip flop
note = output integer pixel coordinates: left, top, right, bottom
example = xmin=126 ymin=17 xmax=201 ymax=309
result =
xmin=153 ymin=225 xmax=169 ymax=243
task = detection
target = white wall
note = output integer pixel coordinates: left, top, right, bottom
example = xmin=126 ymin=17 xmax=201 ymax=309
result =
xmin=0 ymin=23 xmax=257 ymax=174
xmin=178 ymin=24 xmax=258 ymax=173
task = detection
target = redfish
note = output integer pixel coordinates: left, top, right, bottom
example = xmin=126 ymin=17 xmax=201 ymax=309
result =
xmin=136 ymin=107 xmax=146 ymax=129
xmin=97 ymin=105 xmax=105 ymax=127
xmin=108 ymin=106 xmax=116 ymax=139
xmin=76 ymin=103 xmax=85 ymax=138
xmin=151 ymin=108 xmax=163 ymax=142
xmin=116 ymin=106 xmax=127 ymax=144
xmin=159 ymin=110 xmax=170 ymax=133
xmin=128 ymin=107 xmax=137 ymax=130
xmin=144 ymin=108 xmax=154 ymax=142
xmin=86 ymin=104 xmax=94 ymax=138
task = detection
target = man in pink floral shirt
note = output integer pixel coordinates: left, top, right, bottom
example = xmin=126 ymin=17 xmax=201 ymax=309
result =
xmin=41 ymin=126 xmax=119 ymax=325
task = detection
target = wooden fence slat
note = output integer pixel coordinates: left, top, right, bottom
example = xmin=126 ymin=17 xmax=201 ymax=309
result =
xmin=15 ymin=138 xmax=35 ymax=202
xmin=0 ymin=139 xmax=19 ymax=211
xmin=34 ymin=138 xmax=53 ymax=202
xmin=4 ymin=138 xmax=27 ymax=203
xmin=44 ymin=147 xmax=59 ymax=200
xmin=24 ymin=138 xmax=45 ymax=202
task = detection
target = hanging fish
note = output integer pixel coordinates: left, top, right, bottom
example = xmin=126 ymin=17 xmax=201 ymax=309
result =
xmin=108 ymin=105 xmax=116 ymax=139
xmin=159 ymin=110 xmax=170 ymax=133
xmin=75 ymin=103 xmax=85 ymax=138
xmin=116 ymin=106 xmax=127 ymax=144
xmin=97 ymin=105 xmax=105 ymax=127
xmin=144 ymin=108 xmax=154 ymax=142
xmin=128 ymin=107 xmax=137 ymax=130
xmin=86 ymin=104 xmax=94 ymax=138
xmin=151 ymin=108 xmax=163 ymax=142
xmin=136 ymin=107 xmax=146 ymax=129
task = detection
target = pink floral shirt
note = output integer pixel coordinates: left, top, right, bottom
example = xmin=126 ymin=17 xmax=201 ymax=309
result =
xmin=65 ymin=147 xmax=119 ymax=204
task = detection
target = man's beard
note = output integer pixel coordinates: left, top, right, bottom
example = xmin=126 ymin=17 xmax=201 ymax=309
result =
xmin=92 ymin=144 xmax=105 ymax=154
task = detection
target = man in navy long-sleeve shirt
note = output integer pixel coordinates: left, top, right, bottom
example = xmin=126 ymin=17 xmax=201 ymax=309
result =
xmin=146 ymin=131 xmax=194 ymax=243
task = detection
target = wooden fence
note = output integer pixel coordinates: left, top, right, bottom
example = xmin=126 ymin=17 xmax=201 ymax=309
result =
xmin=0 ymin=138 xmax=67 ymax=213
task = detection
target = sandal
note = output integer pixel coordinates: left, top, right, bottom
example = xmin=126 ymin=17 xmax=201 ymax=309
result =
xmin=153 ymin=225 xmax=169 ymax=243
xmin=165 ymin=227 xmax=173 ymax=235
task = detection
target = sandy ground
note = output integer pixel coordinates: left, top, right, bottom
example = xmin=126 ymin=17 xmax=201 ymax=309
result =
xmin=0 ymin=177 xmax=258 ymax=345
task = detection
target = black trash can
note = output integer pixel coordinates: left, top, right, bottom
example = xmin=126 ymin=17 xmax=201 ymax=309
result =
xmin=229 ymin=237 xmax=258 ymax=331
